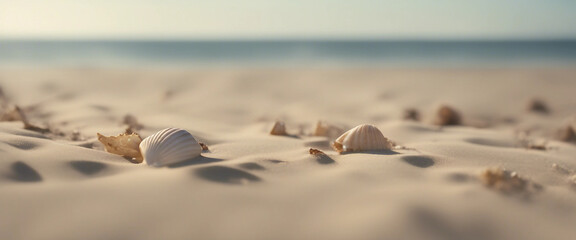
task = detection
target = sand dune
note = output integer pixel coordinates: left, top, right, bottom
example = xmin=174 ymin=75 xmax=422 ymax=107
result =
xmin=1 ymin=67 xmax=576 ymax=240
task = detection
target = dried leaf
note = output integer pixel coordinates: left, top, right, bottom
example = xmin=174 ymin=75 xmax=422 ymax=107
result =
xmin=1 ymin=105 xmax=50 ymax=133
xmin=24 ymin=122 xmax=50 ymax=134
xmin=97 ymin=132 xmax=143 ymax=163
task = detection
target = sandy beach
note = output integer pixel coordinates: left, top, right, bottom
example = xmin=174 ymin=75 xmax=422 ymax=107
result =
xmin=1 ymin=67 xmax=576 ymax=240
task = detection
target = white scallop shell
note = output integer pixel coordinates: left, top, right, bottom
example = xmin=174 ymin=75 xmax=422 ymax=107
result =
xmin=139 ymin=128 xmax=202 ymax=167
xmin=332 ymin=124 xmax=392 ymax=153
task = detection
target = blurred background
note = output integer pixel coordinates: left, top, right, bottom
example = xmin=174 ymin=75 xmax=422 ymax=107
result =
xmin=1 ymin=0 xmax=576 ymax=68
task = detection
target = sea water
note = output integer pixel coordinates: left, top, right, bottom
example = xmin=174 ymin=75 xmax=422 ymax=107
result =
xmin=1 ymin=40 xmax=575 ymax=67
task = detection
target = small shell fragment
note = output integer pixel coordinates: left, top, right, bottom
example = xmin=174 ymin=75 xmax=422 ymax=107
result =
xmin=97 ymin=132 xmax=143 ymax=162
xmin=309 ymin=148 xmax=326 ymax=156
xmin=270 ymin=121 xmax=287 ymax=136
xmin=139 ymin=128 xmax=202 ymax=167
xmin=332 ymin=124 xmax=393 ymax=153
xmin=199 ymin=142 xmax=209 ymax=151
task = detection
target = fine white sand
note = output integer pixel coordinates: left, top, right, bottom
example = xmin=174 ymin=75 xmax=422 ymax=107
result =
xmin=1 ymin=67 xmax=576 ymax=240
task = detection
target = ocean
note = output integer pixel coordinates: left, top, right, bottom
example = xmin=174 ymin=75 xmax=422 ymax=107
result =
xmin=1 ymin=40 xmax=576 ymax=67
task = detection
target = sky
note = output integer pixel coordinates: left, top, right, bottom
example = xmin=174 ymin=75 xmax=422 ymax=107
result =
xmin=1 ymin=0 xmax=576 ymax=39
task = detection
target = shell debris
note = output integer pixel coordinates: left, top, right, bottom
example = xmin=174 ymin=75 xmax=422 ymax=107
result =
xmin=480 ymin=168 xmax=543 ymax=197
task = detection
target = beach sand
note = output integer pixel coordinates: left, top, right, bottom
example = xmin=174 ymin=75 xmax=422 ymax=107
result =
xmin=1 ymin=67 xmax=576 ymax=240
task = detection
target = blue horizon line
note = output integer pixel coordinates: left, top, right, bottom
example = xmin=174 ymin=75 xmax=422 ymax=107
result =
xmin=2 ymin=37 xmax=576 ymax=43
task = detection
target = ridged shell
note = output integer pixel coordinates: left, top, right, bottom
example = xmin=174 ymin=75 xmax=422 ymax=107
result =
xmin=332 ymin=124 xmax=392 ymax=153
xmin=139 ymin=128 xmax=202 ymax=167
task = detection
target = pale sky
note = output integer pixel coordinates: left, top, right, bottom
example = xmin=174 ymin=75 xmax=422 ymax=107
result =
xmin=1 ymin=0 xmax=575 ymax=39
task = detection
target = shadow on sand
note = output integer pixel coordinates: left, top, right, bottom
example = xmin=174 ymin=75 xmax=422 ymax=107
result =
xmin=315 ymin=154 xmax=336 ymax=165
xmin=339 ymin=149 xmax=400 ymax=155
xmin=69 ymin=160 xmax=107 ymax=175
xmin=401 ymin=155 xmax=435 ymax=168
xmin=167 ymin=156 xmax=223 ymax=168
xmin=9 ymin=161 xmax=42 ymax=182
xmin=193 ymin=166 xmax=262 ymax=185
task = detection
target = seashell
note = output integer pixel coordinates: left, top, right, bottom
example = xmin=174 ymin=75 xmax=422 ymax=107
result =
xmin=270 ymin=121 xmax=287 ymax=136
xmin=139 ymin=128 xmax=202 ymax=167
xmin=313 ymin=121 xmax=344 ymax=140
xmin=433 ymin=105 xmax=461 ymax=126
xmin=332 ymin=124 xmax=392 ymax=153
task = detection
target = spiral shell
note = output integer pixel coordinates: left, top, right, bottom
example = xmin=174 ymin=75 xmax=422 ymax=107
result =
xmin=139 ymin=128 xmax=202 ymax=167
xmin=332 ymin=124 xmax=392 ymax=153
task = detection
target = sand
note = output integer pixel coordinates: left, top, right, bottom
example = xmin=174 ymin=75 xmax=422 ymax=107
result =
xmin=1 ymin=67 xmax=576 ymax=240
